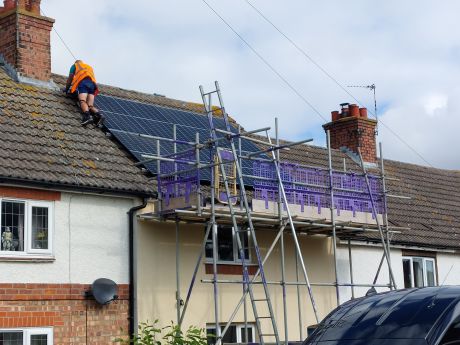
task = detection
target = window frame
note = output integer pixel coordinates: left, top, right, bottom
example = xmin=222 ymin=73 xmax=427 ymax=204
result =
xmin=402 ymin=256 xmax=437 ymax=288
xmin=205 ymin=226 xmax=251 ymax=264
xmin=0 ymin=198 xmax=54 ymax=257
xmin=206 ymin=323 xmax=255 ymax=344
xmin=0 ymin=327 xmax=53 ymax=345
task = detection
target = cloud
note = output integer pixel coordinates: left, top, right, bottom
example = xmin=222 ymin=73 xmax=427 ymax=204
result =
xmin=44 ymin=0 xmax=460 ymax=169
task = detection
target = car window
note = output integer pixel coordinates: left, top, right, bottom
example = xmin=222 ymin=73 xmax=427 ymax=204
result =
xmin=440 ymin=322 xmax=460 ymax=344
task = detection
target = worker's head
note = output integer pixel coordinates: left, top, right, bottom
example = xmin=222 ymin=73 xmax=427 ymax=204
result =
xmin=75 ymin=59 xmax=82 ymax=64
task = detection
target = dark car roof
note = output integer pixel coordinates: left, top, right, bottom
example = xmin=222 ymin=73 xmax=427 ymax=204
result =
xmin=306 ymin=287 xmax=460 ymax=345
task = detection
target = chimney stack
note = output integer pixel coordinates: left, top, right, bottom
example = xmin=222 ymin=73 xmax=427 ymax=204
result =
xmin=323 ymin=103 xmax=377 ymax=163
xmin=0 ymin=0 xmax=55 ymax=84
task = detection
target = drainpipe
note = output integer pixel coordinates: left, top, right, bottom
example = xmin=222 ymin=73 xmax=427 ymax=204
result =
xmin=128 ymin=198 xmax=148 ymax=338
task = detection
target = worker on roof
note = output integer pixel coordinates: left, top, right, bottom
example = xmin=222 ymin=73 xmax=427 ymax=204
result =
xmin=63 ymin=60 xmax=105 ymax=127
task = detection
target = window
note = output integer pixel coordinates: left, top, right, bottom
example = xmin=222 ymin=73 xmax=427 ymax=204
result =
xmin=206 ymin=324 xmax=255 ymax=345
xmin=205 ymin=226 xmax=250 ymax=263
xmin=0 ymin=328 xmax=53 ymax=345
xmin=402 ymin=256 xmax=436 ymax=288
xmin=441 ymin=321 xmax=460 ymax=344
xmin=0 ymin=199 xmax=53 ymax=256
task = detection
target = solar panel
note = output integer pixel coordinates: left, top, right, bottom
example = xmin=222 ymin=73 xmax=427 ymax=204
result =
xmin=96 ymin=94 xmax=262 ymax=182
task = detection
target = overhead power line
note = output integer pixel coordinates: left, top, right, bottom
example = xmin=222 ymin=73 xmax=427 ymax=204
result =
xmin=40 ymin=7 xmax=77 ymax=60
xmin=243 ymin=0 xmax=433 ymax=167
xmin=200 ymin=0 xmax=327 ymax=122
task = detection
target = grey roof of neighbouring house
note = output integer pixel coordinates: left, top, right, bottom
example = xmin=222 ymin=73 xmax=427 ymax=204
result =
xmin=278 ymin=139 xmax=460 ymax=251
xmin=2 ymin=67 xmax=460 ymax=250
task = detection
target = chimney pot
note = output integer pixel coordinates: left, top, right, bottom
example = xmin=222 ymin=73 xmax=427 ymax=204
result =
xmin=331 ymin=111 xmax=340 ymax=122
xmin=359 ymin=107 xmax=368 ymax=118
xmin=349 ymin=104 xmax=360 ymax=118
xmin=3 ymin=0 xmax=15 ymax=10
xmin=17 ymin=0 xmax=27 ymax=10
xmin=29 ymin=0 xmax=41 ymax=14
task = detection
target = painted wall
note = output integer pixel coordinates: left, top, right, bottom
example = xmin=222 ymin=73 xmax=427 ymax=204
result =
xmin=437 ymin=252 xmax=460 ymax=285
xmin=0 ymin=192 xmax=137 ymax=284
xmin=336 ymin=244 xmax=404 ymax=304
xmin=137 ymin=220 xmax=339 ymax=341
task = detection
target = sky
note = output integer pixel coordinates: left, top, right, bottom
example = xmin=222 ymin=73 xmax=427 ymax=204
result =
xmin=44 ymin=0 xmax=460 ymax=169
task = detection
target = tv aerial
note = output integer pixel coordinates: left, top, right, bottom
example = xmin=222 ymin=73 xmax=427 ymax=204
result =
xmin=85 ymin=278 xmax=119 ymax=305
xmin=347 ymin=84 xmax=378 ymax=134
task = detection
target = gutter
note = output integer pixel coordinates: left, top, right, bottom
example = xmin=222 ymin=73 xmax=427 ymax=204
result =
xmin=128 ymin=198 xmax=148 ymax=338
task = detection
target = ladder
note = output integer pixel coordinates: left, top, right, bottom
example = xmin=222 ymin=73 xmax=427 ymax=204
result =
xmin=200 ymin=82 xmax=280 ymax=345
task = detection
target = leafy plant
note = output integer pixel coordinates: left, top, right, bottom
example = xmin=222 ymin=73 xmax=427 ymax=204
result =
xmin=115 ymin=320 xmax=209 ymax=345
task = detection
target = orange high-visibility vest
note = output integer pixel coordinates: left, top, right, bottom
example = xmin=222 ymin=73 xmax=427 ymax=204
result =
xmin=70 ymin=61 xmax=97 ymax=93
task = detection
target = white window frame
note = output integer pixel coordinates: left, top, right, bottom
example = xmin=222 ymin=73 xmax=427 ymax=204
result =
xmin=402 ymin=256 xmax=437 ymax=288
xmin=205 ymin=226 xmax=251 ymax=264
xmin=0 ymin=198 xmax=54 ymax=257
xmin=0 ymin=327 xmax=53 ymax=345
xmin=206 ymin=323 xmax=255 ymax=343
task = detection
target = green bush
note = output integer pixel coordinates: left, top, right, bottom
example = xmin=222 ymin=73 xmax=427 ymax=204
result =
xmin=115 ymin=320 xmax=209 ymax=345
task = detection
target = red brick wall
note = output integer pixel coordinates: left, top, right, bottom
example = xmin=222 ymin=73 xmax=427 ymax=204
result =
xmin=0 ymin=9 xmax=54 ymax=81
xmin=205 ymin=263 xmax=258 ymax=275
xmin=323 ymin=117 xmax=377 ymax=163
xmin=0 ymin=11 xmax=17 ymax=67
xmin=0 ymin=186 xmax=61 ymax=201
xmin=0 ymin=283 xmax=129 ymax=344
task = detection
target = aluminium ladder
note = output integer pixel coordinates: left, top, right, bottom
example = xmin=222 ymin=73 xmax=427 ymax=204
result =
xmin=200 ymin=83 xmax=280 ymax=345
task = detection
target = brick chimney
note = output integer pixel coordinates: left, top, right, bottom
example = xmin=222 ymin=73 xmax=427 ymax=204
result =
xmin=0 ymin=0 xmax=55 ymax=85
xmin=323 ymin=103 xmax=378 ymax=163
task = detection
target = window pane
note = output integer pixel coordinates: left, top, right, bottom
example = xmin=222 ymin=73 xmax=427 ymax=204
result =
xmin=30 ymin=334 xmax=48 ymax=345
xmin=31 ymin=207 xmax=49 ymax=250
xmin=205 ymin=228 xmax=213 ymax=259
xmin=221 ymin=325 xmax=237 ymax=344
xmin=413 ymin=258 xmax=424 ymax=287
xmin=1 ymin=201 xmax=25 ymax=252
xmin=403 ymin=259 xmax=412 ymax=288
xmin=218 ymin=228 xmax=234 ymax=262
xmin=0 ymin=331 xmax=24 ymax=345
xmin=237 ymin=231 xmax=249 ymax=261
xmin=206 ymin=328 xmax=216 ymax=345
xmin=426 ymin=260 xmax=435 ymax=287
xmin=240 ymin=326 xmax=253 ymax=343
xmin=441 ymin=322 xmax=460 ymax=344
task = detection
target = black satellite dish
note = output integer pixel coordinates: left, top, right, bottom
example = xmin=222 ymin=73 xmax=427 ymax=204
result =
xmin=87 ymin=278 xmax=119 ymax=305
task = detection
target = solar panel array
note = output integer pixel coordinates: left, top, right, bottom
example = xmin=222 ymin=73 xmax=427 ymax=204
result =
xmin=96 ymin=94 xmax=262 ymax=181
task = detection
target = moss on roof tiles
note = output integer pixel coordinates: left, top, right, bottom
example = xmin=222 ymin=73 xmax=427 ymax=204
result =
xmin=0 ymin=68 xmax=153 ymax=195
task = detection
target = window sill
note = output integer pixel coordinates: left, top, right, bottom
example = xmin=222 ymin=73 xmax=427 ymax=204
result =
xmin=205 ymin=263 xmax=258 ymax=275
xmin=0 ymin=255 xmax=55 ymax=263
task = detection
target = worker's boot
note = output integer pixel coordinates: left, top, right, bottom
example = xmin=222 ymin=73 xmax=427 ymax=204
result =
xmin=91 ymin=112 xmax=105 ymax=128
xmin=81 ymin=111 xmax=93 ymax=126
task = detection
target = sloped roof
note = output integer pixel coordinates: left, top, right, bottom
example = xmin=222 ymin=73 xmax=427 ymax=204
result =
xmin=278 ymin=139 xmax=460 ymax=250
xmin=0 ymin=68 xmax=154 ymax=196
xmin=384 ymin=160 xmax=460 ymax=250
xmin=3 ymin=68 xmax=460 ymax=250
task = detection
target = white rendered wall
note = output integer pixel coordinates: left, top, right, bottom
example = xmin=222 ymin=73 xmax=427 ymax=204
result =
xmin=436 ymin=253 xmax=460 ymax=286
xmin=0 ymin=192 xmax=138 ymax=284
xmin=336 ymin=244 xmax=404 ymax=304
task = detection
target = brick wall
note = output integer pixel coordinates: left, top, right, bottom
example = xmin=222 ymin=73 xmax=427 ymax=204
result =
xmin=0 ymin=186 xmax=61 ymax=201
xmin=323 ymin=116 xmax=377 ymax=163
xmin=0 ymin=284 xmax=129 ymax=344
xmin=0 ymin=11 xmax=16 ymax=67
xmin=0 ymin=8 xmax=54 ymax=81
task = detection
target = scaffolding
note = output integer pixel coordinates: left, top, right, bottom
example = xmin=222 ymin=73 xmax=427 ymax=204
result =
xmin=138 ymin=82 xmax=409 ymax=345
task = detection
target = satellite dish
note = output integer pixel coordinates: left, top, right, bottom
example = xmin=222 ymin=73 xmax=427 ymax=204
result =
xmin=87 ymin=278 xmax=119 ymax=305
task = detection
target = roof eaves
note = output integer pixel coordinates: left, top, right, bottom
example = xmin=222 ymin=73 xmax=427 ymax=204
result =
xmin=0 ymin=177 xmax=157 ymax=199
